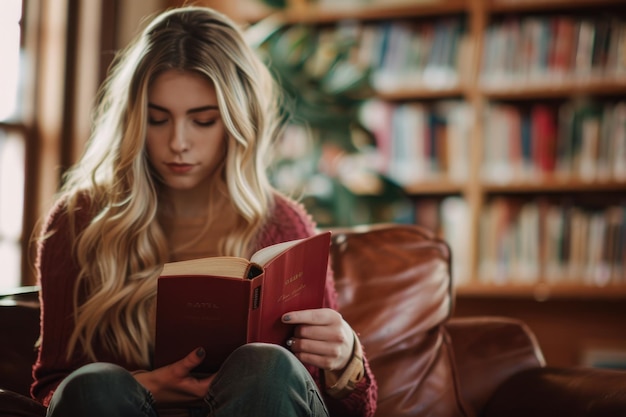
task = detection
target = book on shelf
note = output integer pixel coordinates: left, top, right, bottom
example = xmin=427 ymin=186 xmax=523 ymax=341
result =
xmin=482 ymin=99 xmax=626 ymax=182
xmin=531 ymin=105 xmax=558 ymax=174
xmin=612 ymin=102 xmax=626 ymax=180
xmin=366 ymin=17 xmax=464 ymax=91
xmin=481 ymin=15 xmax=626 ymax=85
xmin=479 ymin=197 xmax=626 ymax=286
xmin=440 ymin=196 xmax=470 ymax=286
xmin=362 ymin=99 xmax=470 ymax=185
xmin=154 ymin=231 xmax=332 ymax=374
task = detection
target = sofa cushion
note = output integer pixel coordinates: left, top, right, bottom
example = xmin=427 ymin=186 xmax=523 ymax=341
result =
xmin=330 ymin=224 xmax=468 ymax=417
xmin=0 ymin=290 xmax=40 ymax=398
xmin=0 ymin=389 xmax=46 ymax=417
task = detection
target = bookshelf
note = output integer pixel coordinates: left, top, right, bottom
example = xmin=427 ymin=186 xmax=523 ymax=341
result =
xmin=179 ymin=0 xmax=626 ymax=366
xmin=184 ymin=0 xmax=626 ymax=295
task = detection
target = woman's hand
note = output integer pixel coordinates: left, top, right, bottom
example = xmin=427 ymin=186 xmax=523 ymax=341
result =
xmin=133 ymin=348 xmax=214 ymax=406
xmin=282 ymin=308 xmax=354 ymax=372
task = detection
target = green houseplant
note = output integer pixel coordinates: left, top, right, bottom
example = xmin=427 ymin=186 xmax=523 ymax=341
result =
xmin=246 ymin=11 xmax=412 ymax=226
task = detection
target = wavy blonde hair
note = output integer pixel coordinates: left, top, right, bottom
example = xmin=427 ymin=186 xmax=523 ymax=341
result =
xmin=56 ymin=6 xmax=283 ymax=366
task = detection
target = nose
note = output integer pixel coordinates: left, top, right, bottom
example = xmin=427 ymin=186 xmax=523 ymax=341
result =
xmin=169 ymin=122 xmax=189 ymax=154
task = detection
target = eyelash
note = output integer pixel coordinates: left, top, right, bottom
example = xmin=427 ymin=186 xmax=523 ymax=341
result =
xmin=147 ymin=118 xmax=217 ymax=127
xmin=195 ymin=120 xmax=216 ymax=127
xmin=148 ymin=118 xmax=167 ymax=126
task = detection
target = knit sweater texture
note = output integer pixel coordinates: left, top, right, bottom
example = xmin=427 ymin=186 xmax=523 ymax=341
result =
xmin=32 ymin=193 xmax=377 ymax=416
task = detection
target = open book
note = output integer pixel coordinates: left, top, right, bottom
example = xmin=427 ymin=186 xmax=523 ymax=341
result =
xmin=154 ymin=231 xmax=332 ymax=373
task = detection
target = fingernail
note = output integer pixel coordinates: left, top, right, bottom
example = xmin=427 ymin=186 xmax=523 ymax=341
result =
xmin=196 ymin=347 xmax=205 ymax=357
xmin=283 ymin=314 xmax=291 ymax=322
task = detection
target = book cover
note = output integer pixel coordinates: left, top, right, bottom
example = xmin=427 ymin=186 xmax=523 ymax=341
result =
xmin=153 ymin=231 xmax=331 ymax=374
xmin=531 ymin=105 xmax=557 ymax=174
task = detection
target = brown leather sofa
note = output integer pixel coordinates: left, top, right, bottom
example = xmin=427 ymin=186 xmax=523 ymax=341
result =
xmin=1 ymin=224 xmax=626 ymax=416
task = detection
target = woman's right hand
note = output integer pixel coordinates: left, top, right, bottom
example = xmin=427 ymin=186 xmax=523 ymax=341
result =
xmin=133 ymin=347 xmax=214 ymax=406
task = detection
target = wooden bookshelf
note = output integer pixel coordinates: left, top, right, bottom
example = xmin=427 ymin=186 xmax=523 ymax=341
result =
xmin=377 ymin=85 xmax=468 ymax=101
xmin=277 ymin=1 xmax=468 ymax=23
xmin=482 ymin=178 xmax=626 ymax=193
xmin=187 ymin=0 xmax=626 ymax=366
xmin=482 ymin=78 xmax=626 ymax=100
xmin=192 ymin=0 xmax=626 ymax=296
xmin=457 ymin=282 xmax=626 ymax=299
xmin=488 ymin=0 xmax=625 ymax=13
xmin=403 ymin=180 xmax=466 ymax=195
xmin=210 ymin=0 xmax=470 ymax=24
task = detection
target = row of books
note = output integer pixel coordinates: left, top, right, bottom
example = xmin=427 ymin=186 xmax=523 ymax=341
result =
xmin=479 ymin=198 xmax=626 ymax=286
xmin=412 ymin=196 xmax=471 ymax=286
xmin=481 ymin=15 xmax=626 ymax=85
xmin=270 ymin=124 xmax=416 ymax=227
xmin=313 ymin=18 xmax=468 ymax=91
xmin=359 ymin=99 xmax=472 ymax=185
xmin=482 ymin=100 xmax=626 ymax=182
xmin=275 ymin=80 xmax=625 ymax=191
xmin=278 ymin=12 xmax=626 ymax=91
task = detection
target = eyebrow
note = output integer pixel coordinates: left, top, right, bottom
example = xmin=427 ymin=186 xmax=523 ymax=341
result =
xmin=148 ymin=103 xmax=219 ymax=114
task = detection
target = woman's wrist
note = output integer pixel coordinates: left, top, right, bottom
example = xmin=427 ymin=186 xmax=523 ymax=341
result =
xmin=323 ymin=331 xmax=365 ymax=398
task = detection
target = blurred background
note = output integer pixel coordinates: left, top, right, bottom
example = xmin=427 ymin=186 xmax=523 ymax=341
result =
xmin=1 ymin=0 xmax=625 ymax=369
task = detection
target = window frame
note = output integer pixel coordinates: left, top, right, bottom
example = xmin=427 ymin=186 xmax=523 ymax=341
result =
xmin=7 ymin=0 xmax=119 ymax=286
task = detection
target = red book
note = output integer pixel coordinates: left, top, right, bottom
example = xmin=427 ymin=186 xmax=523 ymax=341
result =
xmin=551 ymin=17 xmax=575 ymax=74
xmin=531 ymin=105 xmax=557 ymax=173
xmin=154 ymin=232 xmax=331 ymax=374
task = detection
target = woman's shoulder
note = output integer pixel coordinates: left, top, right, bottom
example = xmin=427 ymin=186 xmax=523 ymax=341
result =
xmin=42 ymin=190 xmax=98 ymax=235
xmin=36 ymin=191 xmax=99 ymax=277
xmin=271 ymin=193 xmax=313 ymax=221
xmin=258 ymin=193 xmax=319 ymax=246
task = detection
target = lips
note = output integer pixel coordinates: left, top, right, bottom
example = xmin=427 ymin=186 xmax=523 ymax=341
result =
xmin=166 ymin=162 xmax=194 ymax=174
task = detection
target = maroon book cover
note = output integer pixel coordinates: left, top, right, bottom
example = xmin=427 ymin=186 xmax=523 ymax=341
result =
xmin=154 ymin=232 xmax=331 ymax=374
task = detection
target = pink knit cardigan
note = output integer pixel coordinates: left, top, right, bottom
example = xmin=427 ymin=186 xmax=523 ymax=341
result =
xmin=31 ymin=193 xmax=377 ymax=416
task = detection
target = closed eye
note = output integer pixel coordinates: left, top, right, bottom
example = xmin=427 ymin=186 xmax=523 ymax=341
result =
xmin=148 ymin=117 xmax=168 ymax=126
xmin=195 ymin=119 xmax=217 ymax=127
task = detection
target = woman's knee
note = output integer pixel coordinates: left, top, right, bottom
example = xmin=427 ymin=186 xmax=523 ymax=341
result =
xmin=48 ymin=362 xmax=154 ymax=416
xmin=222 ymin=343 xmax=310 ymax=387
xmin=234 ymin=343 xmax=298 ymax=367
xmin=59 ymin=362 xmax=133 ymax=396
xmin=207 ymin=343 xmax=326 ymax=415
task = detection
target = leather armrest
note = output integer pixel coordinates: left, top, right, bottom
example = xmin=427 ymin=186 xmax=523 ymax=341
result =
xmin=482 ymin=366 xmax=626 ymax=417
xmin=0 ymin=299 xmax=40 ymax=398
xmin=0 ymin=390 xmax=46 ymax=417
xmin=444 ymin=317 xmax=545 ymax=415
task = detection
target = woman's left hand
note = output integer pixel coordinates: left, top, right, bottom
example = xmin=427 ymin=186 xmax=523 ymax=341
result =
xmin=282 ymin=308 xmax=354 ymax=371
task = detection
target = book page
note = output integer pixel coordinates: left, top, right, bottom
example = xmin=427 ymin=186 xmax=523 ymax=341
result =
xmin=160 ymin=235 xmax=316 ymax=278
xmin=249 ymin=238 xmax=305 ymax=266
xmin=160 ymin=256 xmax=250 ymax=279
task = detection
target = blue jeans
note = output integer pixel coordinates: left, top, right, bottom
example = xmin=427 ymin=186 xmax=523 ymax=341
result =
xmin=46 ymin=343 xmax=329 ymax=417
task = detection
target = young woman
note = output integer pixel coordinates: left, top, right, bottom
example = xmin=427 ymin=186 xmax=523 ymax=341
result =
xmin=31 ymin=6 xmax=377 ymax=417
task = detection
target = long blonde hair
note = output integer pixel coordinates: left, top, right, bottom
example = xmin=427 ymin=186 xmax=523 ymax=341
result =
xmin=56 ymin=6 xmax=283 ymax=366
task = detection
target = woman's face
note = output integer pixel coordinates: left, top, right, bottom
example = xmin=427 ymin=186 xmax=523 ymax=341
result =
xmin=145 ymin=70 xmax=226 ymax=192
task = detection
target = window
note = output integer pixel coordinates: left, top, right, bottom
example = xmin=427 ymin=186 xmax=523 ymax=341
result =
xmin=0 ymin=1 xmax=155 ymax=290
xmin=0 ymin=0 xmax=26 ymax=291
xmin=0 ymin=0 xmax=22 ymax=121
